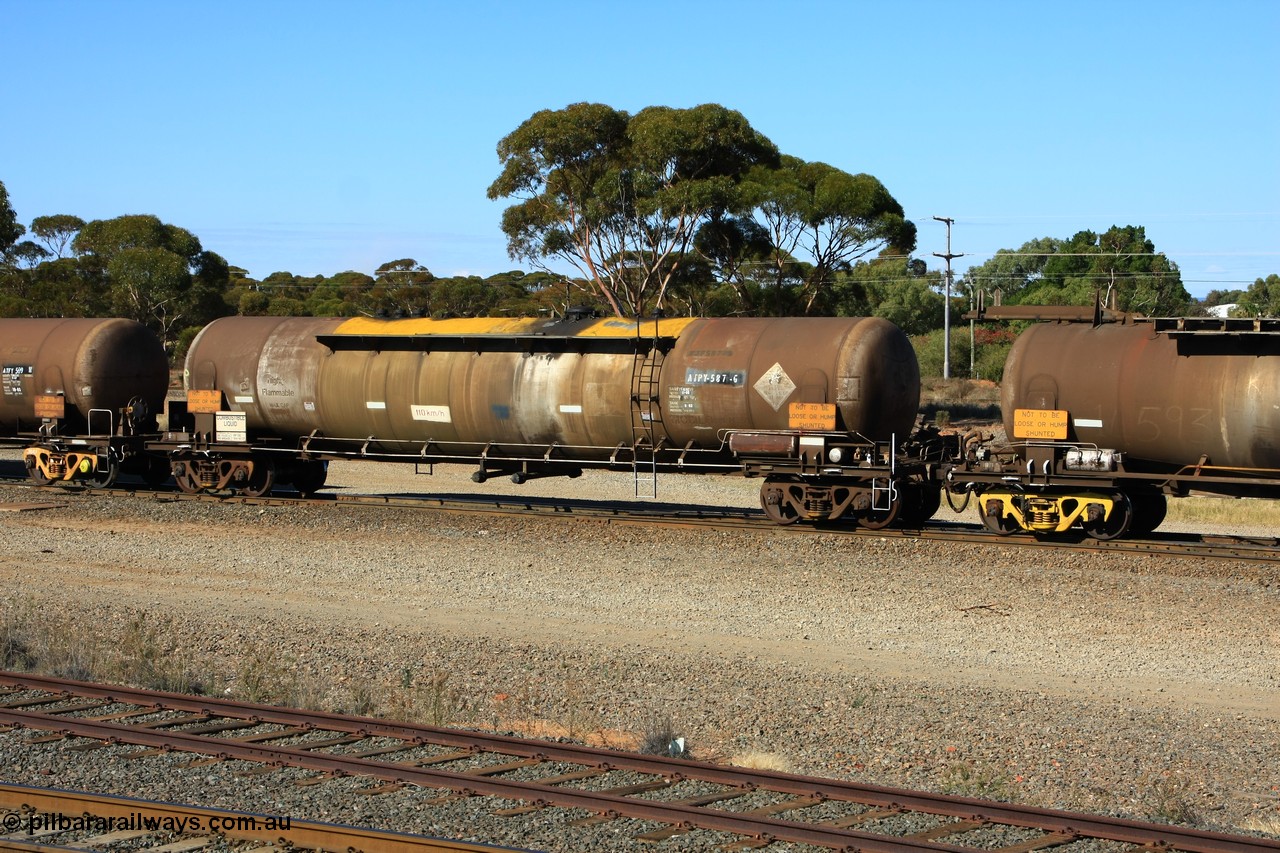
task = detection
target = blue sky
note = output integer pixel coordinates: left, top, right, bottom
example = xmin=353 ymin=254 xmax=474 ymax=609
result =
xmin=3 ymin=0 xmax=1277 ymax=298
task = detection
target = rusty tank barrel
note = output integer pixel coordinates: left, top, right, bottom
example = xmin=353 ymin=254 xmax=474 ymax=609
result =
xmin=659 ymin=317 xmax=918 ymax=443
xmin=1002 ymin=320 xmax=1280 ymax=471
xmin=184 ymin=315 xmax=920 ymax=455
xmin=183 ymin=316 xmax=345 ymax=437
xmin=0 ymin=318 xmax=169 ymax=433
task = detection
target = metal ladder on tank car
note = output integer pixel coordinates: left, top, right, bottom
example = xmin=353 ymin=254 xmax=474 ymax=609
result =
xmin=630 ymin=331 xmax=666 ymax=498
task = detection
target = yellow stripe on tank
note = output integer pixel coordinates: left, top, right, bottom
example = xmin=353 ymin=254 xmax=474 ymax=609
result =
xmin=332 ymin=316 xmax=700 ymax=338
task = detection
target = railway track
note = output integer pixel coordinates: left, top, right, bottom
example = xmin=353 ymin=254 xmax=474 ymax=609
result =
xmin=0 ymin=463 xmax=1275 ymax=563
xmin=2 ymin=673 xmax=1277 ymax=853
xmin=0 ymin=783 xmax=513 ymax=852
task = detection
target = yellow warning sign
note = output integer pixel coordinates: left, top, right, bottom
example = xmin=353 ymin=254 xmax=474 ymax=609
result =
xmin=788 ymin=402 xmax=836 ymax=431
xmin=1013 ymin=408 xmax=1068 ymax=440
xmin=187 ymin=389 xmax=223 ymax=413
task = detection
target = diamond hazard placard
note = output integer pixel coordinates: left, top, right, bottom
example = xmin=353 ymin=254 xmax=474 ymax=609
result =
xmin=753 ymin=362 xmax=796 ymax=411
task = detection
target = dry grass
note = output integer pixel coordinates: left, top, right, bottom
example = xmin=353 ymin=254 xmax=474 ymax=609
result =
xmin=0 ymin=599 xmax=217 ymax=693
xmin=0 ymin=598 xmax=675 ymax=754
xmin=920 ymin=379 xmax=1001 ymax=427
xmin=729 ymin=750 xmax=794 ymax=773
xmin=1162 ymin=495 xmax=1280 ymax=534
xmin=1240 ymin=813 xmax=1280 ymax=836
xmin=640 ymin=715 xmax=689 ymax=758
xmin=0 ymin=596 xmax=335 ymax=709
xmin=938 ymin=759 xmax=1014 ymax=801
xmin=1136 ymin=769 xmax=1201 ymax=826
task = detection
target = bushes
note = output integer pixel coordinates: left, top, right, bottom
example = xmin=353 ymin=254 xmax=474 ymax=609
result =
xmin=912 ymin=327 xmax=1013 ymax=382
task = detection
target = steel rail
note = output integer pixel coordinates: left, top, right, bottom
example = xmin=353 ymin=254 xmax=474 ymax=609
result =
xmin=0 ymin=706 xmax=982 ymax=853
xmin=2 ymin=673 xmax=1277 ymax=853
xmin=159 ymin=486 xmax=1280 ymax=562
xmin=0 ymin=464 xmax=1275 ymax=561
xmin=36 ymin=477 xmax=1268 ymax=563
xmin=0 ymin=782 xmax=521 ymax=852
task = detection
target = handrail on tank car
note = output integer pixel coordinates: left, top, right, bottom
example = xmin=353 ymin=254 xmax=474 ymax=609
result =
xmin=1168 ymin=462 xmax=1280 ymax=478
xmin=86 ymin=408 xmax=113 ymax=438
xmin=263 ymin=435 xmax=742 ymax=472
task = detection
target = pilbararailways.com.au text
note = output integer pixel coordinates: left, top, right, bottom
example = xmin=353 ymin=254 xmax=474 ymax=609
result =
xmin=3 ymin=810 xmax=292 ymax=835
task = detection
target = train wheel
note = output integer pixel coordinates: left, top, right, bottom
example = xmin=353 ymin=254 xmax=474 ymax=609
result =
xmin=289 ymin=460 xmax=328 ymax=497
xmin=173 ymin=463 xmax=203 ymax=495
xmin=759 ymin=479 xmax=802 ymax=525
xmin=979 ymin=498 xmax=1021 ymax=536
xmin=240 ymin=459 xmax=276 ymax=498
xmin=24 ymin=454 xmax=52 ymax=486
xmin=1081 ymin=492 xmax=1133 ymax=541
xmin=1129 ymin=493 xmax=1167 ymax=537
xmin=86 ymin=458 xmax=119 ymax=489
xmin=855 ymin=488 xmax=901 ymax=530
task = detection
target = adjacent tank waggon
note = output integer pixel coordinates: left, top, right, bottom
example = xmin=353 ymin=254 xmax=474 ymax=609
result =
xmin=944 ymin=307 xmax=1280 ymax=539
xmin=0 ymin=318 xmax=169 ymax=486
xmin=10 ymin=306 xmax=1280 ymax=542
xmin=168 ymin=313 xmax=928 ymax=524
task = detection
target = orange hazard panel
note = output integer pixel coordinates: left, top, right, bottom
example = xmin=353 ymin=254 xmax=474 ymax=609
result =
xmin=1013 ymin=408 xmax=1068 ymax=440
xmin=187 ymin=389 xmax=223 ymax=413
xmin=33 ymin=395 xmax=65 ymax=419
xmin=788 ymin=402 xmax=836 ymax=431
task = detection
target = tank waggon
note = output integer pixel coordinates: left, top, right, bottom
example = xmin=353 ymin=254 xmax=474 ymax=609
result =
xmin=0 ymin=318 xmax=169 ymax=486
xmin=945 ymin=310 xmax=1280 ymax=539
xmin=168 ymin=313 xmax=931 ymax=525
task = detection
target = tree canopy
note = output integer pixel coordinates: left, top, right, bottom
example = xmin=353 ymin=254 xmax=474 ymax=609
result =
xmin=489 ymin=102 xmax=916 ymax=318
xmin=1232 ymin=274 xmax=1280 ymax=317
xmin=489 ymin=102 xmax=782 ymax=317
xmin=30 ymin=214 xmax=85 ymax=259
xmin=0 ymin=180 xmax=24 ymax=258
xmin=748 ymin=156 xmax=916 ymax=315
xmin=70 ymin=215 xmax=231 ymax=352
xmin=961 ymin=225 xmax=1191 ymax=316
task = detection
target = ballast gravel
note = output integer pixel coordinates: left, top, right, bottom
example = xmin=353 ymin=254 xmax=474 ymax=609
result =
xmin=0 ymin=456 xmax=1277 ymax=851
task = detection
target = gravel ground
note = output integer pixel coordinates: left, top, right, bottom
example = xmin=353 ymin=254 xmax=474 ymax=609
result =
xmin=0 ymin=455 xmax=1278 ymax=851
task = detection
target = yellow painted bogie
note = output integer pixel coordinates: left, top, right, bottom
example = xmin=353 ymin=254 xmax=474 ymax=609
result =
xmin=23 ymin=447 xmax=101 ymax=482
xmin=981 ymin=491 xmax=1117 ymax=533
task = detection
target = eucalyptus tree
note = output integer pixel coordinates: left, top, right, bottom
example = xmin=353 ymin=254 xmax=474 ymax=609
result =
xmin=73 ymin=214 xmax=231 ymax=351
xmin=958 ymin=236 xmax=1060 ymax=305
xmin=29 ymin=214 xmax=85 ymax=259
xmin=750 ymin=156 xmax=916 ymax=315
xmin=831 ymin=258 xmax=944 ymax=335
xmin=690 ymin=214 xmax=774 ymax=314
xmin=0 ymin=180 xmax=23 ymax=259
xmin=489 ymin=102 xmax=779 ymax=317
xmin=369 ymin=258 xmax=435 ymax=317
xmin=1234 ymin=273 xmax=1280 ymax=317
xmin=963 ymin=227 xmax=1189 ymax=315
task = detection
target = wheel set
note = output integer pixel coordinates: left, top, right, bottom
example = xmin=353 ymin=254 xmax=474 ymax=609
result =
xmin=758 ymin=476 xmax=941 ymax=529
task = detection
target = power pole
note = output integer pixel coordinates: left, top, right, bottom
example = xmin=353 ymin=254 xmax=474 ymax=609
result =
xmin=932 ymin=217 xmax=964 ymax=380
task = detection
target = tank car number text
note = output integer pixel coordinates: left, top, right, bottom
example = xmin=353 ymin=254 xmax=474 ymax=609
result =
xmin=2 ymin=364 xmax=31 ymax=396
xmin=1135 ymin=406 xmax=1212 ymax=442
xmin=685 ymin=369 xmax=745 ymax=386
